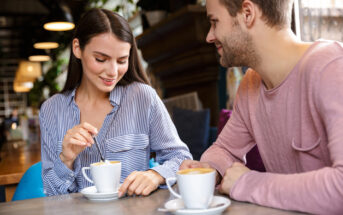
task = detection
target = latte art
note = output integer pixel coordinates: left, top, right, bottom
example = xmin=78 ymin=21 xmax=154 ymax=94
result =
xmin=178 ymin=168 xmax=214 ymax=175
xmin=92 ymin=160 xmax=120 ymax=166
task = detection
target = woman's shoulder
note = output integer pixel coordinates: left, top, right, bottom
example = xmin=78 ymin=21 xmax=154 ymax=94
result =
xmin=40 ymin=92 xmax=72 ymax=113
xmin=126 ymin=82 xmax=157 ymax=99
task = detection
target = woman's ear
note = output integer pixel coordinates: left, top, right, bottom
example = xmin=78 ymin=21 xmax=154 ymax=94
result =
xmin=241 ymin=0 xmax=256 ymax=28
xmin=72 ymin=38 xmax=81 ymax=59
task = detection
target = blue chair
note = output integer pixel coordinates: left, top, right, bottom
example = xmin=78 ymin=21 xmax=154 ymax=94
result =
xmin=12 ymin=162 xmax=46 ymax=201
xmin=149 ymin=158 xmax=160 ymax=168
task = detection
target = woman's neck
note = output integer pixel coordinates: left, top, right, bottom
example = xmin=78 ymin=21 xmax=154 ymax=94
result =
xmin=76 ymin=80 xmax=109 ymax=106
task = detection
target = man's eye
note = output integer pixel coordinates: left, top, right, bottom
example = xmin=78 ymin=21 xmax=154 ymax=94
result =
xmin=96 ymin=58 xmax=105 ymax=62
xmin=210 ymin=19 xmax=217 ymax=27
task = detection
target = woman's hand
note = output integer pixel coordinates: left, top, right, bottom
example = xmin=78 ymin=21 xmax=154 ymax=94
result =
xmin=60 ymin=122 xmax=98 ymax=169
xmin=118 ymin=170 xmax=165 ymax=197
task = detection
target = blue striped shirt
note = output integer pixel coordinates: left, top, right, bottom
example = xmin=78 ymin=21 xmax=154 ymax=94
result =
xmin=39 ymin=82 xmax=192 ymax=196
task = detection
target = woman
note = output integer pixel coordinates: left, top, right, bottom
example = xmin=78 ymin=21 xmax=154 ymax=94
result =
xmin=40 ymin=8 xmax=192 ymax=197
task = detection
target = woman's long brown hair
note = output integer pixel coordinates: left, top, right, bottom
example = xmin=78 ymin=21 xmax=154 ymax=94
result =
xmin=61 ymin=8 xmax=149 ymax=93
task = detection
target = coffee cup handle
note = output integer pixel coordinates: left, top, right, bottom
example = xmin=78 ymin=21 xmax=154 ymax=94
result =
xmin=81 ymin=167 xmax=94 ymax=184
xmin=166 ymin=177 xmax=181 ymax=199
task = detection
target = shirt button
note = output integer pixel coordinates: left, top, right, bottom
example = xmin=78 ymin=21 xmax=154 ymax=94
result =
xmin=70 ymin=173 xmax=74 ymax=177
xmin=66 ymin=180 xmax=71 ymax=184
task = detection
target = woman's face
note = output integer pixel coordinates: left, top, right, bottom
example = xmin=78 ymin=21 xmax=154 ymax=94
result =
xmin=73 ymin=33 xmax=131 ymax=93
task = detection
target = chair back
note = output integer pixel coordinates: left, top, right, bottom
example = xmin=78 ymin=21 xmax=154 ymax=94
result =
xmin=12 ymin=161 xmax=46 ymax=201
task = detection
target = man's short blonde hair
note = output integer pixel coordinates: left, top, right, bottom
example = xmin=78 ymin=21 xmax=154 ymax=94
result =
xmin=219 ymin=0 xmax=293 ymax=29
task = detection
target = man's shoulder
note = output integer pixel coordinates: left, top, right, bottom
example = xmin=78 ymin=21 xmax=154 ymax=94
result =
xmin=299 ymin=40 xmax=343 ymax=80
xmin=301 ymin=40 xmax=343 ymax=69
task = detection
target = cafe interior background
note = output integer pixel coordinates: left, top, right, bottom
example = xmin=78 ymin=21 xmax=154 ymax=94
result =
xmin=0 ymin=0 xmax=342 ymax=202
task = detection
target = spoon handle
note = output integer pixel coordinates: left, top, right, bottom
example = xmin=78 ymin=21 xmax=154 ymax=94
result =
xmin=93 ymin=136 xmax=105 ymax=162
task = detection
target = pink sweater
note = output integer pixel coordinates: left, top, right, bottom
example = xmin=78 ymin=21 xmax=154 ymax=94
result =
xmin=201 ymin=40 xmax=343 ymax=214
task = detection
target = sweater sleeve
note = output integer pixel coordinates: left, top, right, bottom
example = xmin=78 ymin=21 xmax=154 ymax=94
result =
xmin=230 ymin=57 xmax=343 ymax=215
xmin=200 ymin=73 xmax=256 ymax=177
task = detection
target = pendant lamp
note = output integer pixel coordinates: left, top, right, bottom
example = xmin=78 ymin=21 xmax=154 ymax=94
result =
xmin=43 ymin=5 xmax=75 ymax=31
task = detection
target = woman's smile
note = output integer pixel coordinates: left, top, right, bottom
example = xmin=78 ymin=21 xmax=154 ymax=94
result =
xmin=100 ymin=76 xmax=115 ymax=86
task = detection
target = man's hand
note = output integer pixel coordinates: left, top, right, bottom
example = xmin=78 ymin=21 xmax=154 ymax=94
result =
xmin=180 ymin=160 xmax=222 ymax=184
xmin=179 ymin=160 xmax=211 ymax=170
xmin=219 ymin=162 xmax=250 ymax=195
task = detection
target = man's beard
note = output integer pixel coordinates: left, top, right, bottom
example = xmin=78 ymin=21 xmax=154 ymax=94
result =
xmin=219 ymin=22 xmax=258 ymax=68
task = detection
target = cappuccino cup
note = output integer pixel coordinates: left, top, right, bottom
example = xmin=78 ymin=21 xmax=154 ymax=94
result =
xmin=81 ymin=160 xmax=121 ymax=193
xmin=166 ymin=168 xmax=216 ymax=209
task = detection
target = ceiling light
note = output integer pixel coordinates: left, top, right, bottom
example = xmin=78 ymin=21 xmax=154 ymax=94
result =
xmin=43 ymin=21 xmax=75 ymax=31
xmin=20 ymin=82 xmax=34 ymax=89
xmin=13 ymin=81 xmax=33 ymax=93
xmin=43 ymin=4 xmax=75 ymax=31
xmin=16 ymin=61 xmax=42 ymax=81
xmin=29 ymin=55 xmax=51 ymax=62
xmin=34 ymin=42 xmax=59 ymax=49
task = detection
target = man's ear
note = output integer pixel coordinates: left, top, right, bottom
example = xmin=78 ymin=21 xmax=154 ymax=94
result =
xmin=72 ymin=38 xmax=81 ymax=59
xmin=241 ymin=0 xmax=257 ymax=28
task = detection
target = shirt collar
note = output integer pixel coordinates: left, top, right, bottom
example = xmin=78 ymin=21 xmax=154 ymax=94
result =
xmin=67 ymin=88 xmax=77 ymax=107
xmin=109 ymin=85 xmax=125 ymax=107
xmin=66 ymin=86 xmax=125 ymax=107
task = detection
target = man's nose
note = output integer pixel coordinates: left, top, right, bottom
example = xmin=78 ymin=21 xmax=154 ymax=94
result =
xmin=206 ymin=28 xmax=215 ymax=43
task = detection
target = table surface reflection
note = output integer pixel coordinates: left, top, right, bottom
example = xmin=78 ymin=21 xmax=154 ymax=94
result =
xmin=0 ymin=141 xmax=41 ymax=186
xmin=0 ymin=188 xmax=304 ymax=215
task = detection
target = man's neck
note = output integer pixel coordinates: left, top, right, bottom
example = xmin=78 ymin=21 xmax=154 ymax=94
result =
xmin=251 ymin=28 xmax=313 ymax=90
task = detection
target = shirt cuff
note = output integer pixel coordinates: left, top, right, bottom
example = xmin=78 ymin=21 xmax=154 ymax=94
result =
xmin=229 ymin=170 xmax=258 ymax=200
xmin=53 ymin=156 xmax=81 ymax=190
xmin=150 ymin=164 xmax=177 ymax=188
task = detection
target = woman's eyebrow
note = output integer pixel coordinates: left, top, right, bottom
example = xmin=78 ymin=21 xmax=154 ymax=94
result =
xmin=118 ymin=55 xmax=129 ymax=59
xmin=93 ymin=51 xmax=110 ymax=58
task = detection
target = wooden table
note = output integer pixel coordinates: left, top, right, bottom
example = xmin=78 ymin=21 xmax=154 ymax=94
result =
xmin=0 ymin=140 xmax=41 ymax=201
xmin=0 ymin=188 xmax=304 ymax=215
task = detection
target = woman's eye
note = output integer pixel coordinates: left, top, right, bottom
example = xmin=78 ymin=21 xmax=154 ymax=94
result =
xmin=118 ymin=60 xmax=127 ymax=64
xmin=96 ymin=58 xmax=105 ymax=62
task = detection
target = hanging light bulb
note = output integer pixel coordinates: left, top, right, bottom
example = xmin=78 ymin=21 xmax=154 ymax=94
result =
xmin=44 ymin=22 xmax=75 ymax=31
xmin=43 ymin=4 xmax=75 ymax=31
xmin=34 ymin=42 xmax=59 ymax=49
xmin=28 ymin=55 xmax=51 ymax=62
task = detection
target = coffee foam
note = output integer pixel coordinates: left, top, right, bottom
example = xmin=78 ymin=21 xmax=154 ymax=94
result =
xmin=178 ymin=168 xmax=214 ymax=175
xmin=92 ymin=160 xmax=120 ymax=166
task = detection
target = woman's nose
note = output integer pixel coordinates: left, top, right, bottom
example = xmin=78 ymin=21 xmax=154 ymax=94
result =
xmin=107 ymin=61 xmax=118 ymax=76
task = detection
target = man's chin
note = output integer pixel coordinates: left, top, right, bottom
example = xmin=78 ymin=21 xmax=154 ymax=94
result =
xmin=219 ymin=58 xmax=229 ymax=68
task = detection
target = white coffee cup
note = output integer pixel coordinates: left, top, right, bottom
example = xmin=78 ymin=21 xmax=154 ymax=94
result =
xmin=81 ymin=161 xmax=121 ymax=193
xmin=166 ymin=168 xmax=216 ymax=209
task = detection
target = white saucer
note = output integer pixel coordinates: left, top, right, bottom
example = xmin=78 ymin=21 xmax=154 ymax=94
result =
xmin=163 ymin=196 xmax=231 ymax=215
xmin=80 ymin=185 xmax=122 ymax=201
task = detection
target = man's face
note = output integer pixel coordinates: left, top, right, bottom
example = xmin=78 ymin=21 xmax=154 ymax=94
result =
xmin=206 ymin=0 xmax=255 ymax=68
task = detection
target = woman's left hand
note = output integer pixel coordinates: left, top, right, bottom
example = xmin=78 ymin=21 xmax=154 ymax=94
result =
xmin=118 ymin=170 xmax=165 ymax=197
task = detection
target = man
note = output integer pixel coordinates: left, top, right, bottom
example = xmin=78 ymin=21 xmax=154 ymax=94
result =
xmin=180 ymin=0 xmax=343 ymax=214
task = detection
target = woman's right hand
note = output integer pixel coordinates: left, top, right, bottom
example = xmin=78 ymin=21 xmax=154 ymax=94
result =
xmin=60 ymin=122 xmax=98 ymax=169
